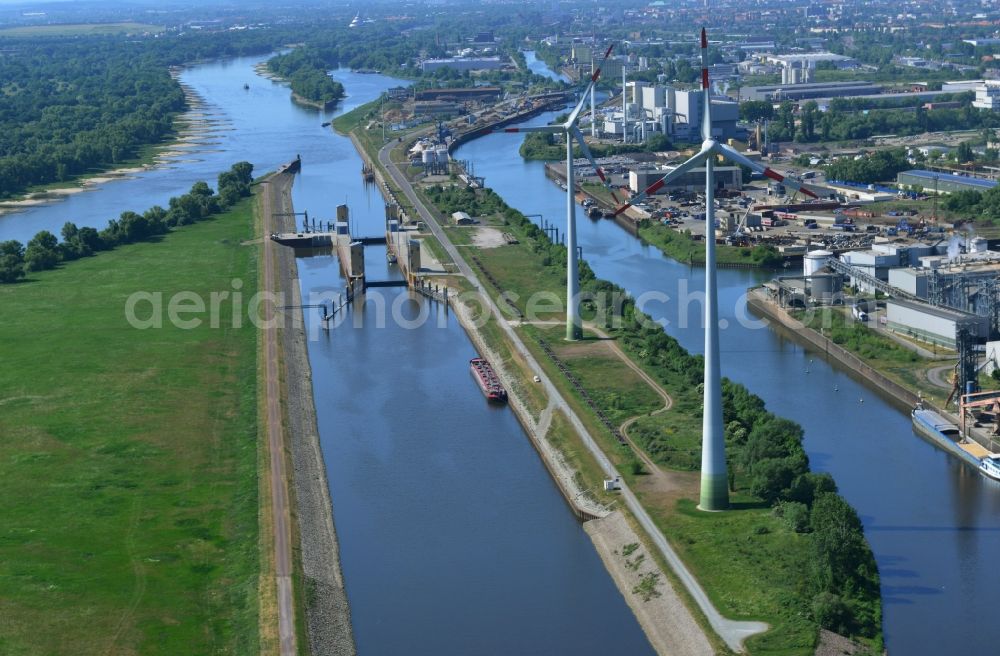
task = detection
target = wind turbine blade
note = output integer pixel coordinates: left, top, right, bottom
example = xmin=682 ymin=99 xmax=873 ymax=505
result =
xmin=700 ymin=28 xmax=713 ymax=142
xmin=615 ymin=148 xmax=711 ymax=216
xmin=570 ymin=126 xmax=619 ymax=204
xmin=567 ymin=43 xmax=615 ymax=126
xmin=715 ymin=143 xmax=820 ymax=199
xmin=492 ymin=125 xmax=563 ymax=134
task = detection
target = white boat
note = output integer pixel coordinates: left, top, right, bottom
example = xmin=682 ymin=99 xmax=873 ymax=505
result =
xmin=980 ymin=455 xmax=1000 ymax=481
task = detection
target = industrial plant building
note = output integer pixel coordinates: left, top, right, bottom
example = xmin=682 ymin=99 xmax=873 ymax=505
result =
xmin=414 ymin=87 xmax=502 ymax=102
xmin=740 ymin=81 xmax=882 ymax=102
xmin=974 ymin=81 xmax=1000 ymax=110
xmin=629 ymin=164 xmax=741 ymax=194
xmin=762 ymin=53 xmax=857 ymax=86
xmin=896 ymin=170 xmax=999 ymax=194
xmin=605 ymin=83 xmax=742 ymax=144
xmin=884 ymin=299 xmax=988 ymax=349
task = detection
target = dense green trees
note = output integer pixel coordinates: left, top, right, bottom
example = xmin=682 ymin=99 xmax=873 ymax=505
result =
xmin=941 ymin=186 xmax=1000 ymax=223
xmin=0 ymin=241 xmax=26 ymax=283
xmin=824 ymin=148 xmax=910 ymax=184
xmin=267 ymin=47 xmax=345 ymax=105
xmin=758 ymin=94 xmax=1000 ymax=145
xmin=0 ymin=39 xmax=185 ymax=198
xmin=0 ymin=162 xmax=254 ymax=282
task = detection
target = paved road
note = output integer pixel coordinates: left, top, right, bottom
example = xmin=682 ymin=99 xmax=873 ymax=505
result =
xmin=377 ymin=140 xmax=768 ymax=652
xmin=261 ymin=176 xmax=297 ymax=656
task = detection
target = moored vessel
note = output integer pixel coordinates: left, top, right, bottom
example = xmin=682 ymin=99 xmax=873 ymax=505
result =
xmin=912 ymin=406 xmax=982 ymax=469
xmin=470 ymin=357 xmax=507 ymax=403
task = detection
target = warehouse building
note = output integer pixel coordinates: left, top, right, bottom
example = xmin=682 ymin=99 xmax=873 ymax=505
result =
xmin=896 ymin=170 xmax=999 ymax=194
xmin=740 ymin=81 xmax=881 ymax=102
xmin=629 ymin=164 xmax=741 ymax=194
xmin=884 ymin=299 xmax=989 ymax=349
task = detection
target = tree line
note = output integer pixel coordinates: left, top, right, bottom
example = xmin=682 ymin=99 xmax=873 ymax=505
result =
xmin=0 ymin=162 xmax=254 ymax=284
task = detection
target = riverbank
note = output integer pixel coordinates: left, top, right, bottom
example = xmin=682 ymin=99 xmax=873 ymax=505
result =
xmin=264 ymin=171 xmax=355 ymax=655
xmin=0 ymin=72 xmax=221 ymax=220
xmin=747 ymin=287 xmax=1000 ymax=456
xmin=291 ymin=91 xmax=338 ymax=111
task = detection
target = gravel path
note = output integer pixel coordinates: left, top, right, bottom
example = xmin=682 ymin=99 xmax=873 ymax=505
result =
xmin=270 ymin=172 xmax=356 ymax=656
xmin=586 ymin=512 xmax=715 ymax=656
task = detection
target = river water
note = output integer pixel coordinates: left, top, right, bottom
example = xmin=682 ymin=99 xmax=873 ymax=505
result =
xmin=6 ymin=49 xmax=997 ymax=655
xmin=0 ymin=56 xmax=654 ymax=653
xmin=453 ymin=99 xmax=1000 ymax=654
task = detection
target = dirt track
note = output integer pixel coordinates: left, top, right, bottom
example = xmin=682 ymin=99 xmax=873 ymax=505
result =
xmin=265 ymin=171 xmax=355 ymax=656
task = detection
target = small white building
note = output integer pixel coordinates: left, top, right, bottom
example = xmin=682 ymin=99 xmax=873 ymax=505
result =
xmin=451 ymin=211 xmax=474 ymax=225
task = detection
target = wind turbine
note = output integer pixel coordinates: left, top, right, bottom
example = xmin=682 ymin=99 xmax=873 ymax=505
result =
xmin=497 ymin=44 xmax=620 ymax=341
xmin=616 ymin=28 xmax=817 ymax=512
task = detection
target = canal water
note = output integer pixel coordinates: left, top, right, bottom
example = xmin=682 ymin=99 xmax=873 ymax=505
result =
xmin=0 ymin=57 xmax=655 ymax=654
xmin=7 ymin=48 xmax=999 ymax=654
xmin=454 ymin=101 xmax=1000 ymax=654
xmin=524 ymin=50 xmax=570 ymax=83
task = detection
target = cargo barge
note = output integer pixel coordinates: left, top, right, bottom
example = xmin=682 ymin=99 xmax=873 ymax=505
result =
xmin=912 ymin=406 xmax=994 ymax=477
xmin=470 ymin=357 xmax=507 ymax=403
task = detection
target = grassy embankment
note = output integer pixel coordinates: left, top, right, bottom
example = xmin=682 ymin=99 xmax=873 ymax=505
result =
xmin=474 ymin=267 xmax=835 ymax=655
xmin=0 ymin=200 xmax=260 ymax=654
xmin=790 ymin=306 xmax=953 ymax=406
xmin=407 ymin=173 xmax=882 ymax=654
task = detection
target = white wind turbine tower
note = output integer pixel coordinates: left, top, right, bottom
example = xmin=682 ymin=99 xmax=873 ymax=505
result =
xmin=616 ymin=28 xmax=818 ymax=511
xmin=497 ymin=44 xmax=620 ymax=341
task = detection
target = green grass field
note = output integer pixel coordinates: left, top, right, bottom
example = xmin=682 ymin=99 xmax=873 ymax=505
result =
xmin=0 ymin=22 xmax=164 ymax=37
xmin=659 ymin=499 xmax=818 ymax=655
xmin=0 ymin=201 xmax=260 ymax=654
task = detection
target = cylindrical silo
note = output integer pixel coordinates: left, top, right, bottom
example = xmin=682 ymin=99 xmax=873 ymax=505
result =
xmin=804 ymin=249 xmax=832 ymax=277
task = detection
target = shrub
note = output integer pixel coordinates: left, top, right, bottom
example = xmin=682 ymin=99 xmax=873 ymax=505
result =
xmin=774 ymin=500 xmax=811 ymax=533
xmin=812 ymin=591 xmax=852 ymax=633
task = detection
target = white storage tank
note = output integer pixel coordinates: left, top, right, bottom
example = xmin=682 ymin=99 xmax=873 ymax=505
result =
xmin=803 ymin=249 xmax=832 ymax=277
xmin=422 ymin=149 xmax=436 ymax=165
